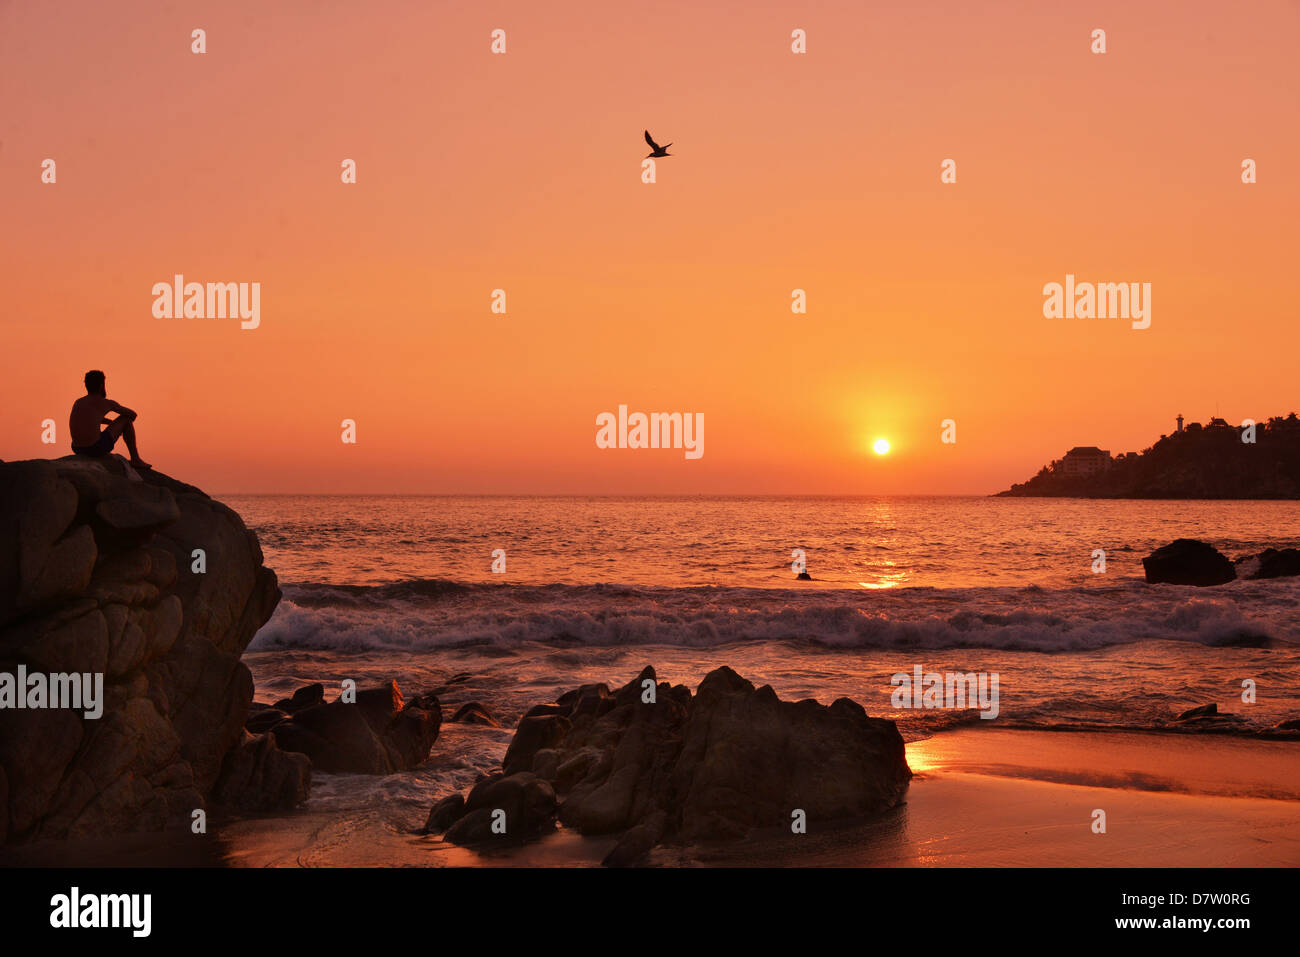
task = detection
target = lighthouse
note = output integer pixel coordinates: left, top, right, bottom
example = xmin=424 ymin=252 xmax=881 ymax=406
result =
xmin=1176 ymin=414 xmax=1184 ymax=432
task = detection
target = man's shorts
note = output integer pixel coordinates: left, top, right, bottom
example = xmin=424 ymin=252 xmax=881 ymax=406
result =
xmin=71 ymin=431 xmax=118 ymax=457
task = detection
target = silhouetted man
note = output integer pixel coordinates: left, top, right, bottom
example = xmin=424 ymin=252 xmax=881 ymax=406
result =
xmin=69 ymin=370 xmax=150 ymax=468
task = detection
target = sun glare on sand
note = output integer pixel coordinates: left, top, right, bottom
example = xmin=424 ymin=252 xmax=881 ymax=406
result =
xmin=873 ymin=438 xmax=891 ymax=455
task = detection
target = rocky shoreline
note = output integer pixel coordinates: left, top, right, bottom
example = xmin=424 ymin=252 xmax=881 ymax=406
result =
xmin=1 ymin=459 xmax=913 ymax=860
xmin=1141 ymin=538 xmax=1300 ymax=587
xmin=996 ymin=415 xmax=1300 ymax=498
xmin=0 ymin=456 xmax=293 ymax=843
xmin=425 ymin=664 xmax=912 ymax=866
xmin=4 ymin=459 xmax=1295 ymax=864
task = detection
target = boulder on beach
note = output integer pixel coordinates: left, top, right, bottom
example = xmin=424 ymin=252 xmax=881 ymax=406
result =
xmin=211 ymin=731 xmax=311 ymax=812
xmin=440 ymin=770 xmax=557 ymax=845
xmin=423 ymin=793 xmax=465 ymax=833
xmin=0 ymin=456 xmax=281 ymax=843
xmin=269 ymin=681 xmax=441 ymax=774
xmin=245 ymin=706 xmax=289 ymax=734
xmin=1142 ymin=539 xmax=1236 ymax=586
xmin=449 ymin=701 xmax=500 ymax=727
xmin=274 ymin=683 xmax=324 ymax=714
xmin=429 ymin=665 xmax=911 ymax=863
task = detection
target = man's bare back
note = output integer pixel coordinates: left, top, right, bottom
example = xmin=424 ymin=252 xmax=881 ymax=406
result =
xmin=69 ymin=395 xmax=125 ymax=447
xmin=69 ymin=370 xmax=150 ymax=467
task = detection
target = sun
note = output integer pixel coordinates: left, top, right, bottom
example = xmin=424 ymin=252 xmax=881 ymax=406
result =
xmin=872 ymin=438 xmax=891 ymax=455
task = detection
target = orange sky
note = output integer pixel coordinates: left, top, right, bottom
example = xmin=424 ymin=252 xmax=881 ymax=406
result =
xmin=3 ymin=1 xmax=1298 ymax=494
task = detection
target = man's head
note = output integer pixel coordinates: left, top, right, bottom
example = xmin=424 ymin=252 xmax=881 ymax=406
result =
xmin=84 ymin=370 xmax=106 ymax=396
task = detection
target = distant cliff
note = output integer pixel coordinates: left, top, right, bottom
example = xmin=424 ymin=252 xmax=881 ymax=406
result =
xmin=997 ymin=415 xmax=1300 ymax=498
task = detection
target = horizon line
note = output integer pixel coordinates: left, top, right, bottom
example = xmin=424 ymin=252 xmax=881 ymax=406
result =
xmin=211 ymin=490 xmax=1002 ymax=499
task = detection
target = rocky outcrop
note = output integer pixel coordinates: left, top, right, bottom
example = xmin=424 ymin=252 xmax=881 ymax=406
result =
xmin=449 ymin=701 xmax=499 ymax=727
xmin=1234 ymin=547 xmax=1300 ymax=580
xmin=423 ymin=793 xmax=466 ymax=833
xmin=275 ymin=683 xmax=324 ymax=714
xmin=1166 ymin=702 xmax=1249 ymax=733
xmin=0 ymin=456 xmax=282 ymax=842
xmin=997 ymin=415 xmax=1300 ymax=498
xmin=1142 ymin=539 xmax=1236 ymax=586
xmin=268 ymin=681 xmax=441 ymax=774
xmin=1141 ymin=540 xmax=1300 ymax=586
xmin=443 ymin=771 xmax=556 ymax=844
xmin=428 ymin=665 xmax=911 ymax=864
xmin=211 ymin=732 xmax=311 ymax=812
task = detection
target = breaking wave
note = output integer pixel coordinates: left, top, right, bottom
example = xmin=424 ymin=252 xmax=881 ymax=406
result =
xmin=248 ymin=578 xmax=1298 ymax=653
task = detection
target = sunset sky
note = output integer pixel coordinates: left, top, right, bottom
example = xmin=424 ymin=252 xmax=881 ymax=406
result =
xmin=3 ymin=0 xmax=1298 ymax=494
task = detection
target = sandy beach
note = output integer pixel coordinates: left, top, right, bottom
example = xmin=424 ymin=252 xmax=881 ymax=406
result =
xmin=218 ymin=729 xmax=1300 ymax=868
xmin=10 ymin=727 xmax=1291 ymax=869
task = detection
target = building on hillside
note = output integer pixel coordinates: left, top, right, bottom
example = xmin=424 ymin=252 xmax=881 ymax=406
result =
xmin=1059 ymin=446 xmax=1112 ymax=477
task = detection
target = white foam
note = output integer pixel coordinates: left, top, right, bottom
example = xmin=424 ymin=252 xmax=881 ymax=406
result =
xmin=247 ymin=579 xmax=1299 ymax=653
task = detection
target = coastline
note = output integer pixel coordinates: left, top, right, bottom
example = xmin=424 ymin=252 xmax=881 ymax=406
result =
xmin=6 ymin=728 xmax=1296 ymax=868
xmin=4 ymin=465 xmax=1296 ymax=866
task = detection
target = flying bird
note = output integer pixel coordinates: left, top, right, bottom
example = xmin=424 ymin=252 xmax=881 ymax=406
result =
xmin=644 ymin=130 xmax=672 ymax=158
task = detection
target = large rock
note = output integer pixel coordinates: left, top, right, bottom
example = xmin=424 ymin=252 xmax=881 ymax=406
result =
xmin=211 ymin=732 xmax=311 ymax=812
xmin=1235 ymin=547 xmax=1300 ymax=580
xmin=440 ymin=771 xmax=557 ymax=845
xmin=0 ymin=456 xmax=281 ymax=843
xmin=672 ymin=667 xmax=910 ymax=841
xmin=502 ymin=713 xmax=572 ymax=775
xmin=429 ymin=665 xmax=911 ymax=862
xmin=423 ymin=793 xmax=465 ymax=833
xmin=270 ymin=681 xmax=441 ymax=774
xmin=1142 ymin=539 xmax=1236 ymax=586
xmin=274 ymin=683 xmax=324 ymax=714
xmin=602 ymin=810 xmax=667 ymax=867
xmin=245 ymin=706 xmax=289 ymax=734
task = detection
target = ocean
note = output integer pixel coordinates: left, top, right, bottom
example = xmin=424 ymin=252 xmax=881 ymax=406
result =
xmin=221 ymin=496 xmax=1300 ymax=863
xmin=232 ymin=494 xmax=1300 ymax=730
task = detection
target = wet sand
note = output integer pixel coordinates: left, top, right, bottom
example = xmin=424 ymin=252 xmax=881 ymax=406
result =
xmin=7 ymin=729 xmax=1295 ymax=868
xmin=192 ymin=729 xmax=1300 ymax=868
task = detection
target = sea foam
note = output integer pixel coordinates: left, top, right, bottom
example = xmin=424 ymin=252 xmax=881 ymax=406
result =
xmin=247 ymin=579 xmax=1297 ymax=653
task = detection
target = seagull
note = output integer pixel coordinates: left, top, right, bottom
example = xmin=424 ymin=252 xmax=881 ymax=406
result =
xmin=644 ymin=130 xmax=672 ymax=158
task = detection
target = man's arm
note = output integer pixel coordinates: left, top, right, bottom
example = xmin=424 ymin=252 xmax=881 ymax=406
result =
xmin=103 ymin=400 xmax=137 ymax=421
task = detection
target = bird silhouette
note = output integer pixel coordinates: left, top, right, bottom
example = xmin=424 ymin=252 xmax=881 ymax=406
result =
xmin=644 ymin=130 xmax=672 ymax=158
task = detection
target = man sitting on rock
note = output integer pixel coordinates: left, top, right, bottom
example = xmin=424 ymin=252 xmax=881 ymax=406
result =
xmin=69 ymin=369 xmax=151 ymax=468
